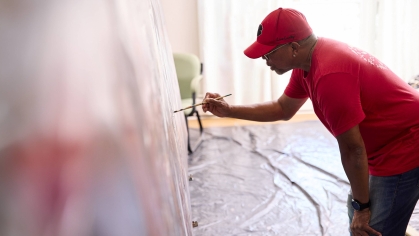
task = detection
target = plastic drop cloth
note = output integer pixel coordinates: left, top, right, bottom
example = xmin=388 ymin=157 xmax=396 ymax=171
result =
xmin=188 ymin=120 xmax=419 ymax=236
xmin=0 ymin=0 xmax=191 ymax=235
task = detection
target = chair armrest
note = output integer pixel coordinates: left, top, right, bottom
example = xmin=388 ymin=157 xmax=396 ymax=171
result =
xmin=190 ymin=75 xmax=203 ymax=93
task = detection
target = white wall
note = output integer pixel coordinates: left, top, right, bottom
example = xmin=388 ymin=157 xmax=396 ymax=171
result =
xmin=161 ymin=0 xmax=200 ymax=59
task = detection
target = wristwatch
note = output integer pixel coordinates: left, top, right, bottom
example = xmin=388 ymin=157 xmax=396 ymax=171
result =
xmin=351 ymin=199 xmax=370 ymax=211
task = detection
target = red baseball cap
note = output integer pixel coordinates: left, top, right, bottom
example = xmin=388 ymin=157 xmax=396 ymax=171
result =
xmin=244 ymin=8 xmax=313 ymax=59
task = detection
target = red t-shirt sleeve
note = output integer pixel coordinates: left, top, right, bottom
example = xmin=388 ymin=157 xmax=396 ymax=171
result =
xmin=316 ymin=73 xmax=365 ymax=136
xmin=284 ymin=70 xmax=309 ymax=99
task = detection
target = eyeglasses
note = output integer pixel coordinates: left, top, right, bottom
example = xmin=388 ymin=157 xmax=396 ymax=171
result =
xmin=263 ymin=43 xmax=289 ymax=60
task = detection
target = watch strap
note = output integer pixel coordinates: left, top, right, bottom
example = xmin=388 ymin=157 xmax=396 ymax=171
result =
xmin=352 ymin=199 xmax=370 ymax=211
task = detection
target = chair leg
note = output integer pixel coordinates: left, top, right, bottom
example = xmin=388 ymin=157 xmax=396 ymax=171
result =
xmin=195 ymin=111 xmax=203 ymax=134
xmin=184 ymin=114 xmax=193 ymax=154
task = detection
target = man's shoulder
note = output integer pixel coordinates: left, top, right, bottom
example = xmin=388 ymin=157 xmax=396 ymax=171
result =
xmin=312 ymin=38 xmax=365 ymax=79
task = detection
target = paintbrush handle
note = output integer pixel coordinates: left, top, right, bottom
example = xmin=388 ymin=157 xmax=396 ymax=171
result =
xmin=174 ymin=94 xmax=232 ymax=113
xmin=196 ymin=93 xmax=232 ymax=106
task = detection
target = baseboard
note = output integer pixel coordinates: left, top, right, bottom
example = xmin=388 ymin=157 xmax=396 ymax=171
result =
xmin=406 ymin=225 xmax=419 ymax=236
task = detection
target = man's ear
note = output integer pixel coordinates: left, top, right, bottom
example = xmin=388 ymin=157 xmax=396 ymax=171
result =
xmin=290 ymin=42 xmax=301 ymax=54
xmin=290 ymin=42 xmax=301 ymax=50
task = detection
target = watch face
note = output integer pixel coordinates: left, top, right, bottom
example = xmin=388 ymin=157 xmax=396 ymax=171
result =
xmin=351 ymin=200 xmax=361 ymax=211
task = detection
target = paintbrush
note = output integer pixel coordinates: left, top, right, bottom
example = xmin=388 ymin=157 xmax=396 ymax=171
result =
xmin=173 ymin=94 xmax=232 ymax=113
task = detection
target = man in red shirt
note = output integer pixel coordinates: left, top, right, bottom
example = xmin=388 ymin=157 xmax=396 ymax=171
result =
xmin=203 ymin=7 xmax=419 ymax=236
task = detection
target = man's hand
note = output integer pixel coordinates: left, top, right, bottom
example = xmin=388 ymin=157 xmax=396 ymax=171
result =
xmin=351 ymin=209 xmax=381 ymax=236
xmin=202 ymin=92 xmax=231 ymax=117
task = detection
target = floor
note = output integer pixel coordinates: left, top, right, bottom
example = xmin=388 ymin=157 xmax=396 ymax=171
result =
xmin=188 ymin=118 xmax=349 ymax=235
xmin=187 ymin=113 xmax=419 ymax=236
xmin=187 ymin=113 xmax=319 ymax=128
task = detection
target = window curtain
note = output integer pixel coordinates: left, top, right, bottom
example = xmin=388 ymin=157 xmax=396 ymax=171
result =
xmin=198 ymin=0 xmax=285 ymax=106
xmin=198 ymin=0 xmax=419 ymax=110
xmin=373 ymin=0 xmax=419 ymax=82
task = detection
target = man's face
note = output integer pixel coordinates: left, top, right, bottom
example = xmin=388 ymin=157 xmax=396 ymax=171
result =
xmin=262 ymin=43 xmax=293 ymax=75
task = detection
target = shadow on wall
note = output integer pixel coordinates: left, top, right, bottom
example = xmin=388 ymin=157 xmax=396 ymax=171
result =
xmin=0 ymin=0 xmax=192 ymax=235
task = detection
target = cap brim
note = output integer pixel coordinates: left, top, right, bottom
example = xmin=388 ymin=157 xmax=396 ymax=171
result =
xmin=244 ymin=41 xmax=276 ymax=59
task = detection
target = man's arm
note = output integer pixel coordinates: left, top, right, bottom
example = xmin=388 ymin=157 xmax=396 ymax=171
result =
xmin=202 ymin=93 xmax=307 ymax=122
xmin=336 ymin=125 xmax=381 ymax=236
xmin=337 ymin=125 xmax=369 ymax=204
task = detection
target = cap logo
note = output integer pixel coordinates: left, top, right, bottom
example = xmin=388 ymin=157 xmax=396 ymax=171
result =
xmin=257 ymin=24 xmax=263 ymax=37
xmin=276 ymin=35 xmax=295 ymax=41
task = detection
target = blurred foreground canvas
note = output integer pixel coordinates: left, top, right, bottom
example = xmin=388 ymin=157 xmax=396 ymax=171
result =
xmin=0 ymin=0 xmax=192 ymax=235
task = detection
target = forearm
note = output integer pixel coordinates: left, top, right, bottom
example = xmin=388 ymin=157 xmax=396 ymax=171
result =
xmin=203 ymin=93 xmax=306 ymax=120
xmin=228 ymin=101 xmax=285 ymax=122
xmin=337 ymin=125 xmax=370 ymax=203
xmin=341 ymin=145 xmax=370 ymax=203
xmin=335 ymin=125 xmax=379 ymax=235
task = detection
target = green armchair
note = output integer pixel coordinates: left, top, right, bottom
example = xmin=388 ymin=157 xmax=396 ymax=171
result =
xmin=173 ymin=52 xmax=204 ymax=154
